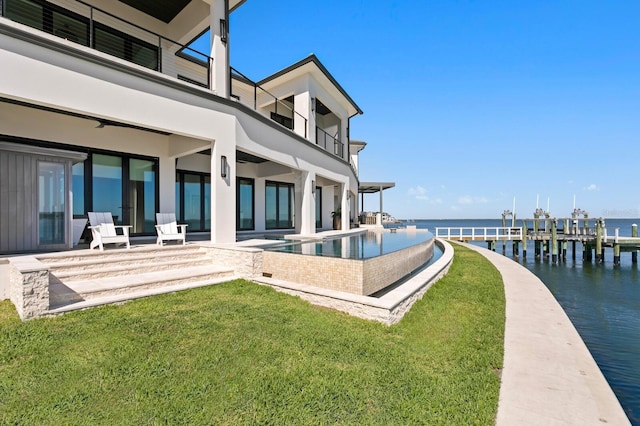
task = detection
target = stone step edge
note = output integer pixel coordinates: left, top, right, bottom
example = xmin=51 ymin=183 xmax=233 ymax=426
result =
xmin=51 ymin=257 xmax=214 ymax=280
xmin=47 ymin=276 xmax=238 ymax=315
xmin=42 ymin=250 xmax=207 ymax=270
xmin=51 ymin=265 xmax=235 ymax=296
xmin=37 ymin=244 xmax=204 ymax=263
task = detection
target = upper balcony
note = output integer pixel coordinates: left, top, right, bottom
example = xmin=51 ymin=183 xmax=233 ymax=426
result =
xmin=230 ymin=55 xmax=362 ymax=163
xmin=0 ymin=0 xmax=219 ymax=89
xmin=1 ymin=1 xmax=360 ymax=164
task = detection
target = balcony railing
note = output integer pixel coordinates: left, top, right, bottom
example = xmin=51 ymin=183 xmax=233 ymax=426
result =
xmin=231 ymin=67 xmax=307 ymax=138
xmin=316 ymin=127 xmax=344 ymax=159
xmin=1 ymin=0 xmax=213 ymax=89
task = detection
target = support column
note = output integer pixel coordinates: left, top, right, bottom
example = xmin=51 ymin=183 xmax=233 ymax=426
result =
xmin=294 ymin=92 xmax=314 ymax=141
xmin=210 ymin=140 xmax=235 ymax=243
xmin=298 ymin=171 xmax=315 ymax=235
xmin=595 ymin=219 xmax=603 ymax=263
xmin=210 ymin=0 xmax=229 ymax=98
xmin=522 ymin=221 xmax=527 ymax=258
xmin=614 ymin=244 xmax=621 ymax=266
xmin=633 ymin=224 xmax=638 ymax=264
xmin=378 ymin=185 xmax=383 ymax=227
xmin=158 ymin=156 xmax=176 ymax=212
xmin=551 ymin=219 xmax=558 ymax=264
xmin=342 ymin=184 xmax=349 ymax=230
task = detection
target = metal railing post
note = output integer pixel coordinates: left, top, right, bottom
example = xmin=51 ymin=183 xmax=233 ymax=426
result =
xmin=157 ymin=36 xmax=162 ymax=72
xmin=89 ymin=6 xmax=94 ymax=48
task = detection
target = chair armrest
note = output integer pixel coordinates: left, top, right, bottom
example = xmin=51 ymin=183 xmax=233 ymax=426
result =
xmin=178 ymin=224 xmax=188 ymax=233
xmin=115 ymin=225 xmax=131 ymax=237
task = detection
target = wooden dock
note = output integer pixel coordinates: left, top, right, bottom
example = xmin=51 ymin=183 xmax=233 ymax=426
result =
xmin=435 ymin=218 xmax=640 ymax=265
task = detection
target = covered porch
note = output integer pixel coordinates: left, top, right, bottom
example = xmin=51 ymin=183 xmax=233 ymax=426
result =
xmin=358 ymin=182 xmax=396 ymax=227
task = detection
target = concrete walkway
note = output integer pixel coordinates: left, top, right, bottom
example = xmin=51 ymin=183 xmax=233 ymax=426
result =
xmin=460 ymin=243 xmax=630 ymax=425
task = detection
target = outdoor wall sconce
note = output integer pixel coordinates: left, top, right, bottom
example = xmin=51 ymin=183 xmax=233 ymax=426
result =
xmin=219 ymin=19 xmax=227 ymax=43
xmin=221 ymin=155 xmax=228 ymax=178
xmin=311 ymin=97 xmax=315 ymax=112
xmin=312 ymin=180 xmax=316 ymax=194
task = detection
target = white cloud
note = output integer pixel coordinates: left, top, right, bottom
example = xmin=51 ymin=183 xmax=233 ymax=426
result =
xmin=585 ymin=184 xmax=599 ymax=191
xmin=458 ymin=195 xmax=473 ymax=205
xmin=407 ymin=186 xmax=442 ymax=204
xmin=408 ymin=186 xmax=427 ymax=198
xmin=457 ymin=195 xmax=488 ymax=205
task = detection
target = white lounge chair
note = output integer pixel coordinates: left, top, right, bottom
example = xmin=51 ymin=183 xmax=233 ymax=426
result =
xmin=155 ymin=213 xmax=187 ymax=246
xmin=88 ymin=212 xmax=131 ymax=251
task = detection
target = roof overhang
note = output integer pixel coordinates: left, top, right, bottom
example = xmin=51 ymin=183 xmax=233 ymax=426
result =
xmin=359 ymin=182 xmax=395 ymax=194
xmin=117 ymin=0 xmax=246 ymax=23
xmin=349 ymin=139 xmax=367 ymax=153
xmin=257 ymin=54 xmax=363 ymax=117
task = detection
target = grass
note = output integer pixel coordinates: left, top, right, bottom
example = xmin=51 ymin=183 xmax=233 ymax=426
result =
xmin=0 ymin=245 xmax=504 ymax=425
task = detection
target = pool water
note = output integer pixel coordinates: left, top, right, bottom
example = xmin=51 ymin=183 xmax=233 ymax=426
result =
xmin=268 ymin=230 xmax=434 ymax=259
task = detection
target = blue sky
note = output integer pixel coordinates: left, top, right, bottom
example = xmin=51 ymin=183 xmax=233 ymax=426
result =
xmin=224 ymin=1 xmax=640 ymax=219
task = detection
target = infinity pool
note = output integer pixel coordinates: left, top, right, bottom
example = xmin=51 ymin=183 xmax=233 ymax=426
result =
xmin=267 ymin=230 xmax=433 ymax=259
xmin=262 ymin=230 xmax=435 ymax=295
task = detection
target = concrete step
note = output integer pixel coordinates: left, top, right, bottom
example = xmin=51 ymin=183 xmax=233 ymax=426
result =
xmin=37 ymin=244 xmax=202 ymax=264
xmin=50 ymin=257 xmax=213 ymax=282
xmin=47 ymin=276 xmax=235 ymax=315
xmin=45 ymin=250 xmax=208 ymax=273
xmin=49 ymin=264 xmax=235 ymax=306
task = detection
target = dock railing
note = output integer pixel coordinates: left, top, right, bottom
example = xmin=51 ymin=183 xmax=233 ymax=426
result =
xmin=435 ymin=227 xmax=523 ymax=241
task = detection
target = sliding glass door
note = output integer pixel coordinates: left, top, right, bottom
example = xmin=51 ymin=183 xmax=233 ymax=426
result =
xmin=265 ymin=181 xmax=294 ymax=229
xmin=73 ymin=152 xmax=157 ymax=235
xmin=176 ymin=171 xmax=210 ymax=231
xmin=38 ymin=161 xmax=66 ymax=245
xmin=237 ymin=177 xmax=254 ymax=230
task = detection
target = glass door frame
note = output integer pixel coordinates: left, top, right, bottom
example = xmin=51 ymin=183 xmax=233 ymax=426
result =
xmin=73 ymin=150 xmax=159 ymax=236
xmin=175 ymin=169 xmax=211 ymax=232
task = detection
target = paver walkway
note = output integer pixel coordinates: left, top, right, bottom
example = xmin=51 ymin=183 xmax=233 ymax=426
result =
xmin=460 ymin=243 xmax=630 ymax=425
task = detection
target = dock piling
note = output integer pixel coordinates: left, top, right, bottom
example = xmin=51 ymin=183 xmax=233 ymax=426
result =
xmin=633 ymin=224 xmax=638 ymax=264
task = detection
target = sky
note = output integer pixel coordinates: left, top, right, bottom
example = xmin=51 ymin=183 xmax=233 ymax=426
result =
xmin=224 ymin=0 xmax=640 ymax=219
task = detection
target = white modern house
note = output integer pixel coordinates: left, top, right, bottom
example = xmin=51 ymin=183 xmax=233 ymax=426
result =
xmin=0 ymin=0 xmax=379 ymax=254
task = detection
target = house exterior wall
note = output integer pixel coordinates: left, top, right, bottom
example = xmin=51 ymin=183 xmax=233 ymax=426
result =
xmin=0 ymin=8 xmax=361 ymax=250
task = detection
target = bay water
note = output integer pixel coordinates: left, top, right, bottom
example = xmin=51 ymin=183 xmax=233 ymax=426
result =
xmin=395 ymin=218 xmax=639 ymax=424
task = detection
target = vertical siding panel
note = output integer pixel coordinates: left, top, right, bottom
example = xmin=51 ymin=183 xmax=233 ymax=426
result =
xmin=7 ymin=152 xmax=17 ymax=251
xmin=25 ymin=155 xmax=35 ymax=250
xmin=0 ymin=152 xmax=8 ymax=252
xmin=16 ymin=154 xmax=25 ymax=251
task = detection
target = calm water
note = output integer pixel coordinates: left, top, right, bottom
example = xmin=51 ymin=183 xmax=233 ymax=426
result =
xmin=268 ymin=230 xmax=433 ymax=259
xmin=396 ymin=218 xmax=640 ymax=424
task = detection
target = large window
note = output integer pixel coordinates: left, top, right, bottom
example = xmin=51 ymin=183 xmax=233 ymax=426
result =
xmin=176 ymin=171 xmax=210 ymax=232
xmin=129 ymin=159 xmax=156 ymax=233
xmin=265 ymin=181 xmax=294 ymax=229
xmin=38 ymin=161 xmax=65 ymax=245
xmin=237 ymin=177 xmax=254 ymax=231
xmin=72 ymin=152 xmax=158 ymax=235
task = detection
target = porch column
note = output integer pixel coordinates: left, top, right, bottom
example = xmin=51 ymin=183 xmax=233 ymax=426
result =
xmin=298 ymin=171 xmax=315 ymax=235
xmin=158 ymin=157 xmax=176 ymax=213
xmin=341 ymin=183 xmax=349 ymax=230
xmin=377 ymin=185 xmax=383 ymax=226
xmin=209 ymin=0 xmax=229 ymax=98
xmin=210 ymin=140 xmax=235 ymax=243
xmin=294 ymin=91 xmax=314 ymax=142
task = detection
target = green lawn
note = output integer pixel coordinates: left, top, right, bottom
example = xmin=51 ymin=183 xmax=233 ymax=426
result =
xmin=0 ymin=245 xmax=505 ymax=425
